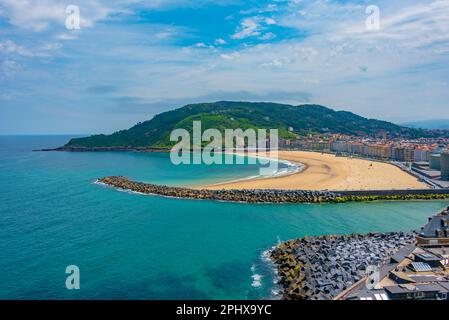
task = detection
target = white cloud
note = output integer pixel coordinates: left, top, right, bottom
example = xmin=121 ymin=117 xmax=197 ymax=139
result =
xmin=239 ymin=3 xmax=278 ymax=15
xmin=231 ymin=16 xmax=277 ymax=40
xmin=214 ymin=38 xmax=227 ymax=45
xmin=231 ymin=17 xmax=261 ymax=39
xmin=0 ymin=0 xmax=129 ymax=31
xmin=259 ymin=32 xmax=276 ymax=41
xmin=220 ymin=52 xmax=240 ymax=60
xmin=55 ymin=33 xmax=78 ymax=41
xmin=0 ymin=39 xmax=63 ymax=59
xmin=1 ymin=59 xmax=22 ymax=77
xmin=0 ymin=39 xmax=34 ymax=57
xmin=2 ymin=0 xmax=449 ymax=127
xmin=265 ymin=17 xmax=276 ymax=25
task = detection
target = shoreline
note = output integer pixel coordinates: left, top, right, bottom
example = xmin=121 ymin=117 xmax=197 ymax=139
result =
xmin=202 ymin=151 xmax=430 ymax=191
xmin=40 ymin=148 xmax=431 ymax=191
xmin=34 ymin=146 xmax=171 ymax=152
xmin=204 ymin=153 xmax=305 ymax=187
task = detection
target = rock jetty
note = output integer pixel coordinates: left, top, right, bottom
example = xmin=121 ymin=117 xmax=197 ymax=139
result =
xmin=270 ymin=232 xmax=416 ymax=300
xmin=98 ymin=176 xmax=339 ymax=203
xmin=98 ymin=176 xmax=449 ymax=204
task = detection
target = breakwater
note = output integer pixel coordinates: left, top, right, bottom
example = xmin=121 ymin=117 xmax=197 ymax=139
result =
xmin=98 ymin=176 xmax=449 ymax=204
xmin=269 ymin=232 xmax=417 ymax=300
xmin=336 ymin=189 xmax=449 ymax=197
xmin=97 ymin=176 xmax=339 ymax=203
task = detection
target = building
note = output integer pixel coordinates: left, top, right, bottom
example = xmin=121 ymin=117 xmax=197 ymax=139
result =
xmin=368 ymin=144 xmax=391 ymax=159
xmin=306 ymin=141 xmax=331 ymax=152
xmin=339 ymin=207 xmax=449 ymax=301
xmin=441 ymin=152 xmax=449 ymax=181
xmin=414 ymin=149 xmax=430 ymax=162
xmin=332 ymin=141 xmax=350 ymax=154
xmin=392 ymin=147 xmax=415 ymax=162
xmin=279 ymin=139 xmax=292 ymax=148
xmin=340 ymin=242 xmax=449 ymax=300
xmin=430 ymin=154 xmax=442 ymax=171
xmin=351 ymin=143 xmax=364 ymax=155
xmin=417 ymin=208 xmax=449 ymax=247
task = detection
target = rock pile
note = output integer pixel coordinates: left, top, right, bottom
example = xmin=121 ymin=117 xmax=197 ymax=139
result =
xmin=98 ymin=176 xmax=340 ymax=203
xmin=270 ymin=232 xmax=416 ymax=300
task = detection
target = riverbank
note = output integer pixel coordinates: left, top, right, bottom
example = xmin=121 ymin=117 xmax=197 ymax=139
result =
xmin=203 ymin=151 xmax=429 ymax=191
xmin=97 ymin=176 xmax=449 ymax=204
xmin=269 ymin=232 xmax=417 ymax=300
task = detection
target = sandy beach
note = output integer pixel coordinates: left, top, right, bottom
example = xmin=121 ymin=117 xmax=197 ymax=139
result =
xmin=202 ymin=151 xmax=429 ymax=191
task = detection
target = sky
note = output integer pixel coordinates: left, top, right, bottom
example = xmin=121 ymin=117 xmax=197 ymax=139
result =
xmin=0 ymin=0 xmax=449 ymax=134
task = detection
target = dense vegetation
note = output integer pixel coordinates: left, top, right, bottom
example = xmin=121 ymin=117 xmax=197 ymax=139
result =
xmin=65 ymin=101 xmax=442 ymax=148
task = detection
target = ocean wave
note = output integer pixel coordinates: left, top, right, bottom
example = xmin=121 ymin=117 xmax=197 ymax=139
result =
xmin=207 ymin=156 xmax=304 ymax=186
xmin=250 ymin=263 xmax=263 ymax=288
xmin=251 ymin=274 xmax=263 ymax=288
xmin=260 ymin=247 xmax=284 ymax=300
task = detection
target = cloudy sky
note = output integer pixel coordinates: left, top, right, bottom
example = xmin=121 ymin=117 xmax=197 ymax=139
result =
xmin=1 ymin=0 xmax=448 ymax=134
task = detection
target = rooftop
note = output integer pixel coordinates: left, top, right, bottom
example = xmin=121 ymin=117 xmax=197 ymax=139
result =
xmin=340 ymin=208 xmax=449 ymax=300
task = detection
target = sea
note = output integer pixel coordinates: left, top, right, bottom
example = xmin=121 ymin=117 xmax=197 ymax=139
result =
xmin=0 ymin=135 xmax=447 ymax=299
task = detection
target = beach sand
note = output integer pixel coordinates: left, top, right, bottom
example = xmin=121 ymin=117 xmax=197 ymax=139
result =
xmin=201 ymin=151 xmax=428 ymax=191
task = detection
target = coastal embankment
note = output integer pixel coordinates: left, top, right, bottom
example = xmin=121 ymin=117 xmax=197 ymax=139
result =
xmin=269 ymin=232 xmax=417 ymax=300
xmin=98 ymin=176 xmax=449 ymax=203
xmin=97 ymin=176 xmax=340 ymax=203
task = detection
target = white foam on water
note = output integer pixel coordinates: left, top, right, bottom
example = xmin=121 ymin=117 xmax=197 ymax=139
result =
xmin=260 ymin=247 xmax=284 ymax=299
xmin=271 ymin=289 xmax=282 ymax=297
xmin=251 ymin=280 xmax=262 ymax=288
xmin=250 ymin=263 xmax=264 ymax=288
xmin=207 ymin=153 xmax=304 ymax=186
xmin=251 ymin=274 xmax=263 ymax=288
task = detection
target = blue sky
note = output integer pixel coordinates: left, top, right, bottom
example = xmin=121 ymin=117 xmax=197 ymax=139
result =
xmin=1 ymin=0 xmax=449 ymax=134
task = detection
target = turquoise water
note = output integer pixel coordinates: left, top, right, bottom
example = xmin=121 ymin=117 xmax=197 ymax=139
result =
xmin=0 ymin=136 xmax=447 ymax=300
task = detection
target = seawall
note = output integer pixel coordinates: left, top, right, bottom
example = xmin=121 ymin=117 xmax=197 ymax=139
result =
xmin=97 ymin=176 xmax=449 ymax=204
xmin=97 ymin=176 xmax=339 ymax=203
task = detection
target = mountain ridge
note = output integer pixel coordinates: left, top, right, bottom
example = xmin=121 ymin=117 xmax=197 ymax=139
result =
xmin=401 ymin=119 xmax=449 ymax=130
xmin=64 ymin=101 xmax=444 ymax=148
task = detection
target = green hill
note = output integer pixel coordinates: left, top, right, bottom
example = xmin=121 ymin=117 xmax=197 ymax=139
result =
xmin=64 ymin=101 xmax=440 ymax=148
